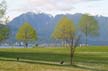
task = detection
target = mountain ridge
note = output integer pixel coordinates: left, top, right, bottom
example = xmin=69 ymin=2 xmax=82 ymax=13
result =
xmin=8 ymin=12 xmax=108 ymax=45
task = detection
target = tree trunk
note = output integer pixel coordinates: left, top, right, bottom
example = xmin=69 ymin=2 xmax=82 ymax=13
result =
xmin=70 ymin=39 xmax=74 ymax=65
xmin=65 ymin=40 xmax=68 ymax=48
xmin=62 ymin=41 xmax=64 ymax=47
xmin=71 ymin=47 xmax=76 ymax=65
xmin=25 ymin=42 xmax=28 ymax=48
xmin=85 ymin=35 xmax=88 ymax=47
xmin=70 ymin=46 xmax=73 ymax=65
xmin=85 ymin=23 xmax=88 ymax=47
xmin=70 ymin=35 xmax=81 ymax=65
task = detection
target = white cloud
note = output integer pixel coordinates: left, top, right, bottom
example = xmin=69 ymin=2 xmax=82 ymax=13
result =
xmin=23 ymin=0 xmax=83 ymax=11
xmin=5 ymin=0 xmax=104 ymax=20
xmin=20 ymin=0 xmax=101 ymax=15
xmin=6 ymin=0 xmax=78 ymax=18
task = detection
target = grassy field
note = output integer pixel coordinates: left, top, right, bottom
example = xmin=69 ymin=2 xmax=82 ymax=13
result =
xmin=0 ymin=46 xmax=108 ymax=71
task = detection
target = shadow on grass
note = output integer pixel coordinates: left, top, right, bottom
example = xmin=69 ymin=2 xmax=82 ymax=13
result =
xmin=0 ymin=51 xmax=107 ymax=64
xmin=0 ymin=51 xmax=69 ymax=62
xmin=0 ymin=51 xmax=107 ymax=71
xmin=0 ymin=58 xmax=105 ymax=71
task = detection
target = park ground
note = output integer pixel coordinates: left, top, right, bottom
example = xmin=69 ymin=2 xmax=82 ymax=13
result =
xmin=0 ymin=46 xmax=108 ymax=71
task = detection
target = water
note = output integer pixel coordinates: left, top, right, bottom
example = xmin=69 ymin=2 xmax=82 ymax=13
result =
xmin=0 ymin=46 xmax=24 ymax=48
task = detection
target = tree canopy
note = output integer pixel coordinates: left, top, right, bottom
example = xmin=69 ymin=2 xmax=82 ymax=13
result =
xmin=79 ymin=14 xmax=99 ymax=45
xmin=16 ymin=22 xmax=37 ymax=47
xmin=0 ymin=0 xmax=9 ymax=43
xmin=52 ymin=16 xmax=76 ymax=41
xmin=0 ymin=24 xmax=9 ymax=42
xmin=0 ymin=0 xmax=7 ymax=18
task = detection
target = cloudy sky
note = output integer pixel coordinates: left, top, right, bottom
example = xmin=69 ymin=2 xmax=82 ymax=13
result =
xmin=1 ymin=0 xmax=108 ymax=20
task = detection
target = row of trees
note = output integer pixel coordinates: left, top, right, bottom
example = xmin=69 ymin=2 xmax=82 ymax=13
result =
xmin=15 ymin=14 xmax=99 ymax=65
xmin=51 ymin=15 xmax=99 ymax=64
xmin=0 ymin=0 xmax=99 ymax=65
xmin=16 ymin=14 xmax=99 ymax=48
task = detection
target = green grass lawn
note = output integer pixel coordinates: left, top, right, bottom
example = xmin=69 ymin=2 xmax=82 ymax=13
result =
xmin=0 ymin=46 xmax=108 ymax=71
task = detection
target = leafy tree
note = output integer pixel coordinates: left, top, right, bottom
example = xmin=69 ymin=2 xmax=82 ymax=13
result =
xmin=79 ymin=14 xmax=99 ymax=46
xmin=16 ymin=22 xmax=37 ymax=48
xmin=0 ymin=0 xmax=7 ymax=18
xmin=0 ymin=0 xmax=9 ymax=25
xmin=52 ymin=16 xmax=80 ymax=65
xmin=0 ymin=0 xmax=9 ymax=44
xmin=52 ymin=16 xmax=75 ymax=42
xmin=0 ymin=24 xmax=9 ymax=43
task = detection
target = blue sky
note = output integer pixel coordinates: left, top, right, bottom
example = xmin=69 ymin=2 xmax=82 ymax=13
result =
xmin=1 ymin=0 xmax=108 ymax=20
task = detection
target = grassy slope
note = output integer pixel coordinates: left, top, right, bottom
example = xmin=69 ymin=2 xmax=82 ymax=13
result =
xmin=0 ymin=46 xmax=108 ymax=71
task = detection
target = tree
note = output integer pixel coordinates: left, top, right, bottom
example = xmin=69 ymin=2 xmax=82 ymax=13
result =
xmin=0 ymin=0 xmax=9 ymax=44
xmin=0 ymin=0 xmax=7 ymax=18
xmin=0 ymin=0 xmax=9 ymax=25
xmin=0 ymin=24 xmax=9 ymax=44
xmin=16 ymin=22 xmax=37 ymax=48
xmin=52 ymin=16 xmax=75 ymax=45
xmin=52 ymin=16 xmax=80 ymax=65
xmin=79 ymin=14 xmax=99 ymax=46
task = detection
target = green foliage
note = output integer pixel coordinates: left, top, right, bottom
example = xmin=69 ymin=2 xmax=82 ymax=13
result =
xmin=0 ymin=24 xmax=9 ymax=42
xmin=78 ymin=14 xmax=99 ymax=45
xmin=0 ymin=0 xmax=7 ymax=18
xmin=79 ymin=14 xmax=99 ymax=37
xmin=16 ymin=22 xmax=37 ymax=46
xmin=52 ymin=16 xmax=76 ymax=40
xmin=0 ymin=0 xmax=9 ymax=43
xmin=52 ymin=16 xmax=77 ymax=65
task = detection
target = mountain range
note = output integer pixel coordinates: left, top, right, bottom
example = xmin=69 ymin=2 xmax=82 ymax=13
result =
xmin=7 ymin=12 xmax=108 ymax=45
